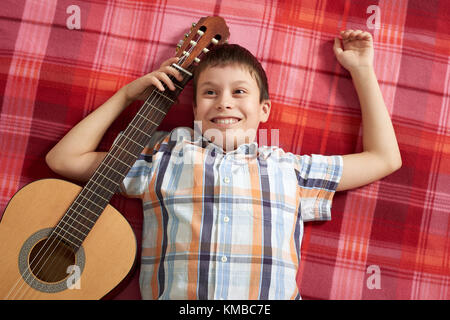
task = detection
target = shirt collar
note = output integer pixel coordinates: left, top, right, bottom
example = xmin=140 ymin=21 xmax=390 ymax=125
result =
xmin=190 ymin=127 xmax=259 ymax=158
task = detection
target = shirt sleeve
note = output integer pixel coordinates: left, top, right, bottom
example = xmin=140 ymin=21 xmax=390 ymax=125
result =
xmin=295 ymin=154 xmax=343 ymax=222
xmin=116 ymin=130 xmax=169 ymax=198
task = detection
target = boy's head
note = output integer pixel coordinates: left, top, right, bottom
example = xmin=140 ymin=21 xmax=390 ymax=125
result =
xmin=193 ymin=44 xmax=270 ymax=104
xmin=192 ymin=44 xmax=271 ymax=151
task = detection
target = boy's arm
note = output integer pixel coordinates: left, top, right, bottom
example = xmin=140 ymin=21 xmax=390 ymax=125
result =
xmin=45 ymin=57 xmax=182 ymax=182
xmin=333 ymin=30 xmax=402 ymax=191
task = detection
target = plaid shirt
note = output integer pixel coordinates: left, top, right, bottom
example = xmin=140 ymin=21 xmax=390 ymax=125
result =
xmin=119 ymin=127 xmax=343 ymax=299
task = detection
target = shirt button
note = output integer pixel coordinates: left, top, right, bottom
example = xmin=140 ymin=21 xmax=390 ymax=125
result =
xmin=224 ymin=216 xmax=230 ymax=223
xmin=223 ymin=177 xmax=230 ymax=183
xmin=221 ymin=256 xmax=227 ymax=263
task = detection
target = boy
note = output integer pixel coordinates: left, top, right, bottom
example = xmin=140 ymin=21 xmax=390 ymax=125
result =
xmin=46 ymin=29 xmax=401 ymax=299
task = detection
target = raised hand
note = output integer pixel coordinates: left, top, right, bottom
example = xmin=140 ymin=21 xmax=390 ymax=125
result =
xmin=333 ymin=29 xmax=374 ymax=73
xmin=123 ymin=57 xmax=183 ymax=102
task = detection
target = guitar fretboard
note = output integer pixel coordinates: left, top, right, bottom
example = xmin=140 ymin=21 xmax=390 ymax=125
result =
xmin=51 ymin=70 xmax=192 ymax=250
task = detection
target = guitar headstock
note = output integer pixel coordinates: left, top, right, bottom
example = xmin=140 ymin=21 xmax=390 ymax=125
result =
xmin=174 ymin=16 xmax=230 ymax=73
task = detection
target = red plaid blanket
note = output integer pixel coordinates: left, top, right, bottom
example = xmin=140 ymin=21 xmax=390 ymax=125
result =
xmin=1 ymin=0 xmax=449 ymax=300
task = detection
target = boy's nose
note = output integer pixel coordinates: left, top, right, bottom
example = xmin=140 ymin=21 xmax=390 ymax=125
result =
xmin=217 ymin=94 xmax=233 ymax=110
xmin=217 ymin=103 xmax=232 ymax=110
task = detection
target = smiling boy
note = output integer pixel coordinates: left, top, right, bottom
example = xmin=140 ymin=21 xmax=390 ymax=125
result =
xmin=46 ymin=29 xmax=401 ymax=299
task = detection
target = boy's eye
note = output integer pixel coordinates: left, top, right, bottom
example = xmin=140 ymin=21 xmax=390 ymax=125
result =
xmin=204 ymin=90 xmax=215 ymax=95
xmin=234 ymin=89 xmax=246 ymax=94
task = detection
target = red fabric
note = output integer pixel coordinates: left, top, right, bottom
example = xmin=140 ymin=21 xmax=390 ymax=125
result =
xmin=0 ymin=0 xmax=449 ymax=299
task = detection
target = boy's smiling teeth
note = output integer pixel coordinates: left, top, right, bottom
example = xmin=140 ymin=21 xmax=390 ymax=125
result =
xmin=212 ymin=117 xmax=240 ymax=124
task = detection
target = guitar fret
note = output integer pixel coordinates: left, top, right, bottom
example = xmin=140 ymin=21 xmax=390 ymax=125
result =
xmin=137 ymin=112 xmax=159 ymax=126
xmin=88 ymin=188 xmax=109 ymax=203
xmin=122 ymin=134 xmax=145 ymax=148
xmin=52 ymin=228 xmax=81 ymax=247
xmin=130 ymin=123 xmax=152 ymax=139
xmin=143 ymin=103 xmax=167 ymax=115
xmin=108 ymin=153 xmax=131 ymax=169
xmin=154 ymin=89 xmax=175 ymax=103
xmin=64 ymin=209 xmax=94 ymax=229
xmin=173 ymin=82 xmax=183 ymax=91
xmin=86 ymin=180 xmax=115 ymax=197
xmin=68 ymin=207 xmax=96 ymax=225
xmin=57 ymin=219 xmax=88 ymax=237
xmin=72 ymin=197 xmax=100 ymax=218
xmin=114 ymin=143 xmax=137 ymax=158
xmin=78 ymin=193 xmax=105 ymax=211
xmin=148 ymin=118 xmax=158 ymax=126
xmin=93 ymin=171 xmax=122 ymax=190
xmin=99 ymin=162 xmax=126 ymax=179
xmin=81 ymin=183 xmax=111 ymax=203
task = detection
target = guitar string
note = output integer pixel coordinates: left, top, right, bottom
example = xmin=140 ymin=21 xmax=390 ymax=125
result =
xmin=7 ymin=31 xmax=203 ymax=299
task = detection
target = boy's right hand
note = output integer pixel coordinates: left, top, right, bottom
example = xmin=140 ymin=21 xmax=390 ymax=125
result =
xmin=123 ymin=57 xmax=183 ymax=102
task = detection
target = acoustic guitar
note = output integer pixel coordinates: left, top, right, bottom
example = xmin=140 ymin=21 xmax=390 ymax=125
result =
xmin=0 ymin=16 xmax=230 ymax=299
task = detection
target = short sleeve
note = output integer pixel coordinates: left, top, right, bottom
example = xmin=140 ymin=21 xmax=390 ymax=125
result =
xmin=295 ymin=154 xmax=343 ymax=222
xmin=117 ymin=130 xmax=169 ymax=198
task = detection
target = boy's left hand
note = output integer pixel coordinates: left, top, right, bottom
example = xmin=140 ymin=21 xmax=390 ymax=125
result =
xmin=333 ymin=30 xmax=374 ymax=73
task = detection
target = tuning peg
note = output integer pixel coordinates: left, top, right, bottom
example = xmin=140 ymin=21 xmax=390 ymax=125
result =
xmin=175 ymin=39 xmax=184 ymax=53
xmin=211 ymin=38 xmax=219 ymax=45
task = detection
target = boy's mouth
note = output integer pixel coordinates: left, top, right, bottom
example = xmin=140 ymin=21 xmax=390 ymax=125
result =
xmin=210 ymin=117 xmax=241 ymax=126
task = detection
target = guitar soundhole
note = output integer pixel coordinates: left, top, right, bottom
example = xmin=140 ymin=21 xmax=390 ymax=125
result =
xmin=28 ymin=238 xmax=76 ymax=283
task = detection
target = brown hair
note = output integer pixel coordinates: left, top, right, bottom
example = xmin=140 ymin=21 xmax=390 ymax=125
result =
xmin=192 ymin=43 xmax=269 ymax=104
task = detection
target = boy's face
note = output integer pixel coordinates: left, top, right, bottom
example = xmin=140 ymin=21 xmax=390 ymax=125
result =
xmin=193 ymin=64 xmax=271 ymax=151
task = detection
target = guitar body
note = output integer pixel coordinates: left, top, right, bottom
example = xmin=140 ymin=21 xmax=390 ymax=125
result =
xmin=0 ymin=179 xmax=136 ymax=299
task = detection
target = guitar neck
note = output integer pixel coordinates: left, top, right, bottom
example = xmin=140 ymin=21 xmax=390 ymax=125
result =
xmin=53 ymin=69 xmax=193 ymax=250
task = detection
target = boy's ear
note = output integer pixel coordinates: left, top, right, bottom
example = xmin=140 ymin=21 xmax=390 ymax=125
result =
xmin=259 ymin=100 xmax=271 ymax=123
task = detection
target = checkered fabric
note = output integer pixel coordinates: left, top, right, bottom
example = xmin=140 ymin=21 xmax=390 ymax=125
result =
xmin=0 ymin=0 xmax=449 ymax=299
